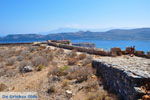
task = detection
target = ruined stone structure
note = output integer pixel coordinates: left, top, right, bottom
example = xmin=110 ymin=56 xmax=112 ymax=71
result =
xmin=72 ymin=42 xmax=95 ymax=48
xmin=47 ymin=40 xmax=109 ymax=56
xmin=46 ymin=40 xmax=150 ymax=58
xmin=92 ymin=59 xmax=150 ymax=100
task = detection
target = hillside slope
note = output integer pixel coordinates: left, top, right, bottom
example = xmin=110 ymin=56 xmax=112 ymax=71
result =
xmin=0 ymin=28 xmax=150 ymax=42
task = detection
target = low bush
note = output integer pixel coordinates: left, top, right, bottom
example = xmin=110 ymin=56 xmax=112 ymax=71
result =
xmin=48 ymin=67 xmax=60 ymax=76
xmin=0 ymin=83 xmax=7 ymax=91
xmin=16 ymin=56 xmax=24 ymax=61
xmin=78 ymin=53 xmax=87 ymax=60
xmin=20 ymin=51 xmax=29 ymax=57
xmin=47 ymin=84 xmax=56 ymax=94
xmin=66 ymin=66 xmax=93 ymax=83
xmin=45 ymin=53 xmax=54 ymax=62
xmin=48 ymin=66 xmax=70 ymax=76
xmin=84 ymin=79 xmax=99 ymax=92
xmin=19 ymin=61 xmax=33 ymax=72
xmin=67 ymin=50 xmax=77 ymax=58
xmin=51 ymin=61 xmax=58 ymax=67
xmin=86 ymin=91 xmax=118 ymax=100
xmin=82 ymin=56 xmax=93 ymax=66
xmin=0 ymin=62 xmax=4 ymax=68
xmin=5 ymin=69 xmax=18 ymax=77
xmin=48 ymin=76 xmax=61 ymax=83
xmin=56 ymin=48 xmax=65 ymax=55
xmin=6 ymin=57 xmax=16 ymax=66
xmin=61 ymin=79 xmax=69 ymax=88
xmin=0 ymin=69 xmax=6 ymax=77
xmin=32 ymin=56 xmax=48 ymax=67
xmin=28 ymin=46 xmax=37 ymax=52
xmin=68 ymin=58 xmax=78 ymax=65
xmin=59 ymin=66 xmax=69 ymax=72
xmin=36 ymin=65 xmax=45 ymax=71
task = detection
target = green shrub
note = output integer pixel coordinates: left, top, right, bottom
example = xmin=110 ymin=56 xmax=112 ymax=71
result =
xmin=48 ymin=66 xmax=70 ymax=76
xmin=36 ymin=65 xmax=45 ymax=71
xmin=59 ymin=66 xmax=69 ymax=72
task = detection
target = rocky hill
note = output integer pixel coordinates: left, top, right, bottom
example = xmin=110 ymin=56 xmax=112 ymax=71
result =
xmin=0 ymin=28 xmax=150 ymax=42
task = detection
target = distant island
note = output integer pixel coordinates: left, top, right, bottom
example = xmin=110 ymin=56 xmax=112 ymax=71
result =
xmin=0 ymin=28 xmax=150 ymax=42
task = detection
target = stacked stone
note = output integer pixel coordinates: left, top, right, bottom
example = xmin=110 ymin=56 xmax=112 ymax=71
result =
xmin=92 ymin=59 xmax=150 ymax=100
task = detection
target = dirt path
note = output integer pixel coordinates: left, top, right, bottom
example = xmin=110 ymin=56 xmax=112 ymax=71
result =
xmin=7 ymin=67 xmax=50 ymax=92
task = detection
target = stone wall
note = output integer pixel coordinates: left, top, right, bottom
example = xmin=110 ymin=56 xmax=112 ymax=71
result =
xmin=72 ymin=43 xmax=95 ymax=48
xmin=47 ymin=41 xmax=150 ymax=58
xmin=47 ymin=41 xmax=109 ymax=56
xmin=92 ymin=59 xmax=150 ymax=100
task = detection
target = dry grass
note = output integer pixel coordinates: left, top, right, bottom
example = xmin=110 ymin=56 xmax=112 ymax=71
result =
xmin=32 ymin=56 xmax=49 ymax=67
xmin=68 ymin=58 xmax=78 ymax=65
xmin=86 ymin=91 xmax=117 ymax=100
xmin=0 ymin=45 xmax=118 ymax=100
xmin=78 ymin=53 xmax=87 ymax=60
xmin=61 ymin=79 xmax=69 ymax=88
xmin=47 ymin=84 xmax=57 ymax=94
xmin=16 ymin=56 xmax=24 ymax=61
xmin=83 ymin=79 xmax=99 ymax=92
xmin=48 ymin=66 xmax=69 ymax=76
xmin=66 ymin=66 xmax=93 ymax=83
xmin=6 ymin=57 xmax=16 ymax=66
xmin=36 ymin=65 xmax=45 ymax=71
xmin=82 ymin=56 xmax=93 ymax=66
xmin=67 ymin=50 xmax=77 ymax=58
xmin=0 ymin=83 xmax=7 ymax=91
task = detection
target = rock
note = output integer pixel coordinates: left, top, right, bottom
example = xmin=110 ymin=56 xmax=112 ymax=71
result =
xmin=110 ymin=47 xmax=122 ymax=56
xmin=66 ymin=90 xmax=72 ymax=94
xmin=20 ymin=66 xmax=34 ymax=73
xmin=142 ymin=95 xmax=150 ymax=100
xmin=49 ymin=76 xmax=61 ymax=82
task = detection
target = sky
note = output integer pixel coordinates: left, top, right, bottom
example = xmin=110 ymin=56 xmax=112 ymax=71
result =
xmin=0 ymin=0 xmax=150 ymax=34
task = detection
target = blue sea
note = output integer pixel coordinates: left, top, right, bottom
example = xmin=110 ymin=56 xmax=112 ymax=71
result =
xmin=72 ymin=40 xmax=150 ymax=52
xmin=0 ymin=40 xmax=150 ymax=52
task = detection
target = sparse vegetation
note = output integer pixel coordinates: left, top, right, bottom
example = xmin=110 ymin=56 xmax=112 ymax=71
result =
xmin=86 ymin=91 xmax=117 ymax=100
xmin=66 ymin=66 xmax=93 ymax=83
xmin=36 ymin=65 xmax=45 ymax=71
xmin=47 ymin=84 xmax=56 ymax=94
xmin=82 ymin=56 xmax=93 ymax=66
xmin=78 ymin=53 xmax=87 ymax=60
xmin=6 ymin=57 xmax=16 ymax=66
xmin=0 ymin=45 xmax=118 ymax=100
xmin=0 ymin=83 xmax=7 ymax=91
xmin=32 ymin=56 xmax=48 ymax=67
xmin=68 ymin=58 xmax=78 ymax=65
xmin=67 ymin=50 xmax=77 ymax=58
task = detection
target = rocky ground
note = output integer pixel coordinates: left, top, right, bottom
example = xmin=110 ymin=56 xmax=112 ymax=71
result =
xmin=0 ymin=45 xmax=118 ymax=100
xmin=0 ymin=44 xmax=149 ymax=100
xmin=95 ymin=56 xmax=150 ymax=78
